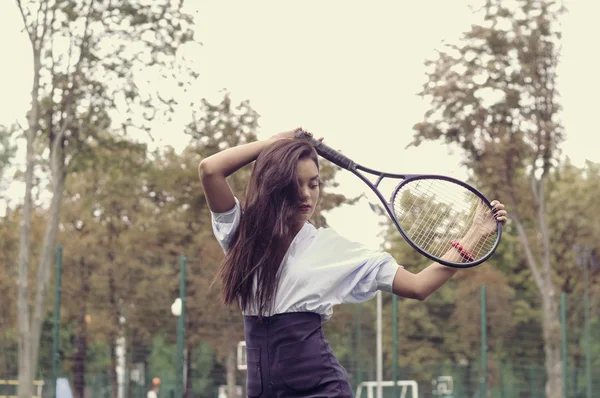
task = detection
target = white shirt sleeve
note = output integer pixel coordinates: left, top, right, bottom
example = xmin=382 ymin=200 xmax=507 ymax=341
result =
xmin=287 ymin=227 xmax=403 ymax=307
xmin=210 ymin=197 xmax=242 ymax=253
xmin=343 ymin=252 xmax=402 ymax=304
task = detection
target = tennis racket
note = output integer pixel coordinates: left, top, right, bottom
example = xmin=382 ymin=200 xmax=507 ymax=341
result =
xmin=295 ymin=130 xmax=502 ymax=268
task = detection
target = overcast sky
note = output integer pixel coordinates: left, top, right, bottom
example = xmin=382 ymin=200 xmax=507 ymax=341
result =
xmin=1 ymin=0 xmax=598 ymax=251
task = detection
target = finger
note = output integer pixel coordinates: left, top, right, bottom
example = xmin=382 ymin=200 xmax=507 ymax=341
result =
xmin=318 ymin=137 xmax=324 ymax=142
xmin=494 ymin=211 xmax=507 ymax=221
xmin=490 ymin=200 xmax=499 ymax=207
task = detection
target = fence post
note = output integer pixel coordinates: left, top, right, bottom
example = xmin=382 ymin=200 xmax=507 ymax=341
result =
xmin=529 ymin=365 xmax=535 ymax=398
xmin=574 ymin=245 xmax=595 ymax=398
xmin=584 ymin=260 xmax=592 ymax=398
xmin=481 ymin=285 xmax=487 ymax=398
xmin=355 ymin=306 xmax=362 ymax=388
xmin=52 ymin=245 xmax=63 ymax=398
xmin=175 ymin=255 xmax=186 ymax=398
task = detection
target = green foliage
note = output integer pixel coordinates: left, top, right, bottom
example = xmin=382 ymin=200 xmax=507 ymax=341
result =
xmin=0 ymin=124 xmax=17 ymax=203
xmin=16 ymin=0 xmax=198 ymax=183
xmin=0 ymin=93 xmax=355 ymax=394
xmin=189 ymin=341 xmax=220 ymax=397
xmin=14 ymin=1 xmax=199 ymax=394
xmin=410 ymin=0 xmax=564 ymax=209
xmin=147 ymin=334 xmax=176 ymax=379
xmin=382 ymin=0 xmax=599 ymax=393
xmin=0 ymin=125 xmax=16 ymax=176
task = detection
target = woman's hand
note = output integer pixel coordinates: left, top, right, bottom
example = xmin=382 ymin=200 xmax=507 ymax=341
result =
xmin=471 ymin=199 xmax=508 ymax=238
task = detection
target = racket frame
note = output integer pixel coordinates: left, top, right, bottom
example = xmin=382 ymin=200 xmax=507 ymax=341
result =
xmin=295 ymin=130 xmax=503 ymax=268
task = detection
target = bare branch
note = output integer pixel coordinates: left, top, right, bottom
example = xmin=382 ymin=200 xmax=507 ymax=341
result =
xmin=531 ymin=168 xmax=539 ymax=203
xmin=53 ymin=0 xmax=96 ymax=177
xmin=38 ymin=0 xmax=53 ymax=45
xmin=33 ymin=0 xmax=45 ymax=45
xmin=16 ymin=0 xmax=35 ymax=44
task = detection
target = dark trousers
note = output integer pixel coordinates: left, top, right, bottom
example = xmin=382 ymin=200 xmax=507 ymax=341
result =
xmin=243 ymin=312 xmax=354 ymax=398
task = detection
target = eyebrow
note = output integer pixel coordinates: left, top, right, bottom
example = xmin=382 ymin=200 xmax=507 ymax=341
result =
xmin=310 ymin=175 xmax=320 ymax=181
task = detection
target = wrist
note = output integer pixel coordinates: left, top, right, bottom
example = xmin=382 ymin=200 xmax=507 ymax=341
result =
xmin=249 ymin=139 xmax=274 ymax=158
xmin=448 ymin=233 xmax=481 ymax=263
xmin=460 ymin=231 xmax=481 ymax=251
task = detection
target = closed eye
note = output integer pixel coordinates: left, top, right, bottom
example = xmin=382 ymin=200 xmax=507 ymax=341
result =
xmin=310 ymin=176 xmax=321 ymax=188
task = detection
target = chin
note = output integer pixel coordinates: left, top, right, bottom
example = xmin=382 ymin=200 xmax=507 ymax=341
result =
xmin=296 ymin=213 xmax=312 ymax=225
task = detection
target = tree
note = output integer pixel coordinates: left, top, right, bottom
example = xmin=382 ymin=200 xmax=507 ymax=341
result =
xmin=409 ymin=0 xmax=566 ymax=396
xmin=0 ymin=125 xmax=17 ymax=205
xmin=58 ymin=134 xmax=149 ymax=398
xmin=0 ymin=208 xmax=20 ymax=378
xmin=14 ymin=0 xmax=195 ymax=396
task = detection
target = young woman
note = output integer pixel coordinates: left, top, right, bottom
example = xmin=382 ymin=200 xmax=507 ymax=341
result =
xmin=199 ymin=128 xmax=508 ymax=398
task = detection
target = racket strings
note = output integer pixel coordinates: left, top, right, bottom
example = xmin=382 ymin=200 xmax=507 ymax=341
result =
xmin=419 ymin=197 xmax=494 ymax=261
xmin=392 ymin=179 xmax=498 ymax=263
xmin=399 ymin=182 xmax=466 ymax=242
xmin=406 ymin=190 xmax=452 ymax=251
xmin=427 ymin=195 xmax=481 ymax=257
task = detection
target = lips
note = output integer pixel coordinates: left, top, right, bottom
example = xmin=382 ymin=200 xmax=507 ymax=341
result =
xmin=299 ymin=204 xmax=311 ymax=212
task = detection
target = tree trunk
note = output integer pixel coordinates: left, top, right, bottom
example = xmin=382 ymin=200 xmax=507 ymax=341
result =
xmin=538 ymin=179 xmax=564 ymax=398
xmin=73 ymin=313 xmax=88 ymax=398
xmin=509 ymin=179 xmax=564 ymax=398
xmin=29 ymin=144 xmax=66 ymax=382
xmin=108 ymin=270 xmax=121 ymax=398
xmin=542 ymin=294 xmax=563 ymax=398
xmin=17 ymin=48 xmax=41 ymax=398
xmin=73 ymin=257 xmax=90 ymax=398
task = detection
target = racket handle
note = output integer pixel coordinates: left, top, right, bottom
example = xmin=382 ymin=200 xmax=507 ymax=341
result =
xmin=294 ymin=130 xmax=356 ymax=170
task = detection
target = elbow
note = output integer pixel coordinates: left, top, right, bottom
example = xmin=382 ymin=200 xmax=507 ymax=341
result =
xmin=409 ymin=282 xmax=431 ymax=301
xmin=414 ymin=290 xmax=429 ymax=301
xmin=413 ymin=283 xmax=434 ymax=301
xmin=402 ymin=288 xmax=427 ymax=301
xmin=392 ymin=287 xmax=428 ymax=301
xmin=198 ymin=159 xmax=215 ymax=180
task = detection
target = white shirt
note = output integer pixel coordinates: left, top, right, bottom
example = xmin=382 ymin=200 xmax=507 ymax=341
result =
xmin=211 ymin=198 xmax=402 ymax=322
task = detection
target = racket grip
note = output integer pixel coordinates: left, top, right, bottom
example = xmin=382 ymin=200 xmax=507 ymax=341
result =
xmin=294 ymin=130 xmax=356 ymax=170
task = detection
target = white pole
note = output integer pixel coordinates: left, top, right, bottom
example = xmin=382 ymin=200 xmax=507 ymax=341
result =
xmin=376 ymin=290 xmax=383 ymax=398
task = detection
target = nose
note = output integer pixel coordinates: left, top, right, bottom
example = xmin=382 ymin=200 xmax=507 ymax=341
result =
xmin=299 ymin=185 xmax=311 ymax=201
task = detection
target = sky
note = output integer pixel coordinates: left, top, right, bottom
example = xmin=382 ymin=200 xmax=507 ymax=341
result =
xmin=0 ymin=0 xmax=598 ymax=251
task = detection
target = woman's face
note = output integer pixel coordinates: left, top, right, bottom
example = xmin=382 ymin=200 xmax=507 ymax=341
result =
xmin=295 ymin=157 xmax=320 ymax=224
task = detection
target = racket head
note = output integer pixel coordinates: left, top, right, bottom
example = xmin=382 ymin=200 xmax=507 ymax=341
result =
xmin=390 ymin=175 xmax=502 ymax=268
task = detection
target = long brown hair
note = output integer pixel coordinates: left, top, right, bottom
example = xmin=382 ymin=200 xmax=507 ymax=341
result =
xmin=216 ymin=139 xmax=319 ymax=317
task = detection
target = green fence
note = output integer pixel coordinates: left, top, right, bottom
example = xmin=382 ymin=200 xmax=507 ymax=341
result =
xmin=1 ymin=246 xmax=598 ymax=398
